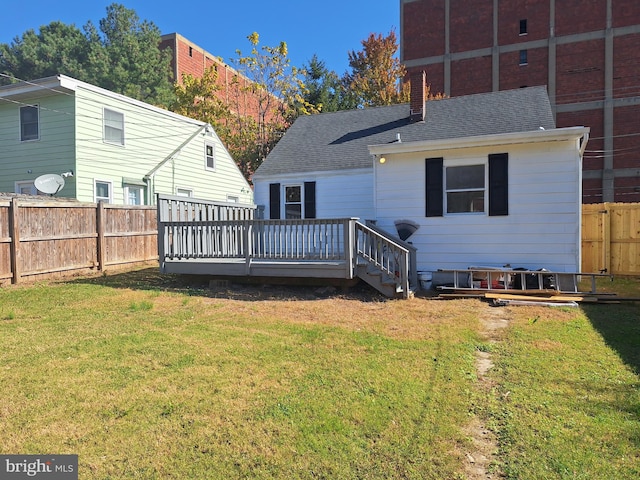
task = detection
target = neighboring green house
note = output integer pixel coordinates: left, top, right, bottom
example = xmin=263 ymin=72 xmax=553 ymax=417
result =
xmin=0 ymin=75 xmax=253 ymax=205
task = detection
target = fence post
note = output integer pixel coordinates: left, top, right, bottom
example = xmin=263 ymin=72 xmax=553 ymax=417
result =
xmin=96 ymin=201 xmax=106 ymax=271
xmin=9 ymin=198 xmax=20 ymax=284
xmin=601 ymin=203 xmax=611 ymax=274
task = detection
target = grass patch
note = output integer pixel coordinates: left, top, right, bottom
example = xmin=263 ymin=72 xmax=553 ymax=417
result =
xmin=488 ymin=303 xmax=640 ymax=479
xmin=1 ymin=270 xmax=638 ymax=479
xmin=0 ymin=277 xmax=481 ymax=479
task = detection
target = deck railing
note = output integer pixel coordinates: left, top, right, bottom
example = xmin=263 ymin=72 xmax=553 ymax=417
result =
xmin=355 ymin=222 xmax=416 ymax=296
xmin=161 ymin=217 xmax=354 ymax=262
xmin=157 ymin=195 xmax=415 ymax=297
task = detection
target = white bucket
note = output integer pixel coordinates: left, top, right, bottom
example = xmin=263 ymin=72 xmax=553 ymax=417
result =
xmin=418 ymin=272 xmax=433 ymax=291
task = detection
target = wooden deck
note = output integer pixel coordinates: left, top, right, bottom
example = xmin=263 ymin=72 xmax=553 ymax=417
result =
xmin=156 ymin=195 xmax=417 ymax=297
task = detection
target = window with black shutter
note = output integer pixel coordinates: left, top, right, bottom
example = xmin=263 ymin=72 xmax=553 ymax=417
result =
xmin=304 ymin=181 xmax=316 ymax=219
xmin=269 ymin=183 xmax=281 ymax=219
xmin=269 ymin=181 xmax=316 ymax=219
xmin=488 ymin=153 xmax=509 ymax=216
xmin=425 ymin=154 xmax=508 ymax=217
xmin=425 ymin=158 xmax=444 ymax=217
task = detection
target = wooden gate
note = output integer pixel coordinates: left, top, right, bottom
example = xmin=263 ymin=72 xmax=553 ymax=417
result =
xmin=582 ymin=202 xmax=640 ymax=276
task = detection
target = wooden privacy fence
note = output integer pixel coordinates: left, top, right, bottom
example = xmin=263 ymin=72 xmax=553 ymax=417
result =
xmin=582 ymin=202 xmax=640 ymax=276
xmin=0 ymin=198 xmax=158 ymax=284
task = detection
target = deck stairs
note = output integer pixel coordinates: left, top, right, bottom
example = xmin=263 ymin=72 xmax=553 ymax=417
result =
xmin=353 ymin=221 xmax=418 ymax=299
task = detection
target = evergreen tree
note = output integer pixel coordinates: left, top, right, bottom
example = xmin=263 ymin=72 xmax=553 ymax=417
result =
xmin=0 ymin=3 xmax=174 ymax=107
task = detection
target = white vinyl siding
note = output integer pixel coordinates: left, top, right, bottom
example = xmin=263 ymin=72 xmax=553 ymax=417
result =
xmin=374 ymin=140 xmax=582 ymax=273
xmin=254 ymin=169 xmax=375 ymax=221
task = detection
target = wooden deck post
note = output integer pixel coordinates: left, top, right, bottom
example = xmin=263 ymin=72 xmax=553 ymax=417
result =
xmin=345 ymin=218 xmax=356 ymax=279
xmin=9 ymin=198 xmax=20 ymax=284
xmin=244 ymin=220 xmax=252 ymax=275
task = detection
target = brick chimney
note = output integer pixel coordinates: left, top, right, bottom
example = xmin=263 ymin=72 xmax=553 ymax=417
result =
xmin=410 ymin=70 xmax=426 ymax=123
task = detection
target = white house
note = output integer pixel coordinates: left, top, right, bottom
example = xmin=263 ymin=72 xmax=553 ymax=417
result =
xmin=253 ymin=72 xmax=589 ymax=274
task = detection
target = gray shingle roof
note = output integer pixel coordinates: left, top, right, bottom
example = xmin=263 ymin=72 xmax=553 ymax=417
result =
xmin=254 ymin=86 xmax=556 ymax=177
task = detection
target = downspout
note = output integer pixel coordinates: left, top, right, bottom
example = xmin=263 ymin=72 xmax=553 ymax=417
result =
xmin=577 ymin=130 xmax=589 ymax=274
xmin=579 ymin=131 xmax=589 ymax=157
xmin=143 ymin=123 xmax=210 ymax=204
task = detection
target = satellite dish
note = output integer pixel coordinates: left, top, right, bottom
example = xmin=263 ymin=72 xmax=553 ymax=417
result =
xmin=34 ymin=174 xmax=65 ymax=195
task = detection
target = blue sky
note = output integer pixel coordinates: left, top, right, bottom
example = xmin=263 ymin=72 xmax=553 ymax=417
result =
xmin=0 ymin=0 xmax=400 ymax=76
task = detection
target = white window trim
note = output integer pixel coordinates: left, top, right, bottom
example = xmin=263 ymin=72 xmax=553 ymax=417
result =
xmin=205 ymin=142 xmax=216 ymax=171
xmin=124 ymin=184 xmax=145 ymax=205
xmin=103 ymin=108 xmax=125 ymax=146
xmin=94 ymin=179 xmax=113 ymax=203
xmin=20 ymin=104 xmax=40 ymax=142
xmin=444 ymin=159 xmax=488 ymax=215
xmin=15 ymin=181 xmax=38 ymax=195
xmin=176 ymin=187 xmax=193 ymax=197
xmin=283 ymin=184 xmax=303 ymax=219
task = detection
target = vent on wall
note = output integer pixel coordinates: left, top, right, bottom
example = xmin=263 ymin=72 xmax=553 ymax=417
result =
xmin=394 ymin=219 xmax=419 ymax=241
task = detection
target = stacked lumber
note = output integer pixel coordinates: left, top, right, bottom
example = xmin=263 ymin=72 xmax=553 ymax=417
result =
xmin=438 ymin=290 xmax=631 ymax=305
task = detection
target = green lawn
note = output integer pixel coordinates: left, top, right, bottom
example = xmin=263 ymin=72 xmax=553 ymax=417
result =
xmin=0 ymin=270 xmax=638 ymax=479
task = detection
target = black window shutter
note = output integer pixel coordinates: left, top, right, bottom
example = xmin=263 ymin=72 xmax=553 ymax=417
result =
xmin=425 ymin=158 xmax=444 ymax=217
xmin=489 ymin=153 xmax=508 ymax=216
xmin=269 ymin=183 xmax=281 ymax=219
xmin=304 ymin=181 xmax=316 ymax=219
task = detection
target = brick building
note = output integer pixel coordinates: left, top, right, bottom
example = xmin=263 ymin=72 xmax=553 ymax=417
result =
xmin=400 ymin=0 xmax=640 ymax=203
xmin=160 ymin=33 xmax=267 ymax=124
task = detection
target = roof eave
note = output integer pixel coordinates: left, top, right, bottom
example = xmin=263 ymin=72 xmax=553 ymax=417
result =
xmin=368 ymin=126 xmax=590 ymax=156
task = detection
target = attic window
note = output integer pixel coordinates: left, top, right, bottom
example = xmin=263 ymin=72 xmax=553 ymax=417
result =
xmin=205 ymin=143 xmax=215 ymax=170
xmin=519 ymin=19 xmax=528 ymax=35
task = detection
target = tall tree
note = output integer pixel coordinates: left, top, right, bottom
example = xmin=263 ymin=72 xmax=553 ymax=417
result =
xmin=171 ymin=66 xmax=231 ymax=138
xmin=0 ymin=22 xmax=89 ymax=83
xmin=343 ymin=30 xmax=410 ymax=108
xmin=301 ymin=55 xmax=353 ymax=113
xmin=0 ymin=3 xmax=174 ymax=107
xmin=84 ymin=4 xmax=174 ymax=106
xmin=229 ymin=32 xmax=318 ymax=178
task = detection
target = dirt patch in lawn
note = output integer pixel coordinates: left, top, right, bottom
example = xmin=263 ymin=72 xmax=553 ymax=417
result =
xmin=462 ymin=303 xmax=511 ymax=479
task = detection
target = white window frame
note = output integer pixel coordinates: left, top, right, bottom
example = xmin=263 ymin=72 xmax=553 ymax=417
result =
xmin=103 ymin=108 xmax=125 ymax=146
xmin=15 ymin=181 xmax=38 ymax=195
xmin=20 ymin=105 xmax=39 ymax=142
xmin=124 ymin=184 xmax=145 ymax=205
xmin=205 ymin=142 xmax=215 ymax=170
xmin=444 ymin=160 xmax=487 ymax=215
xmin=94 ymin=180 xmax=113 ymax=203
xmin=176 ymin=187 xmax=193 ymax=197
xmin=226 ymin=195 xmax=239 ymax=203
xmin=284 ymin=184 xmax=303 ymax=219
